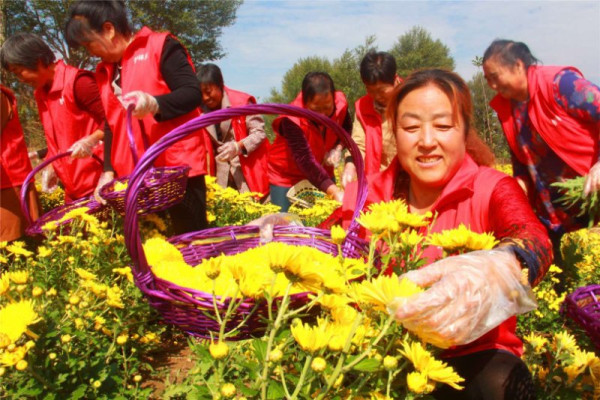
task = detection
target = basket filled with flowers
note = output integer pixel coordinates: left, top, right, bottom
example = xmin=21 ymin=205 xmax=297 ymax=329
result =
xmin=562 ymin=284 xmax=600 ymax=349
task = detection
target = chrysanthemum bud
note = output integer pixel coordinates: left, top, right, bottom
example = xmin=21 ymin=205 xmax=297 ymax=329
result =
xmin=209 ymin=341 xmax=229 ymax=359
xmin=383 ymin=355 xmax=398 ymax=370
xmin=61 ymin=334 xmax=72 ymax=343
xmin=16 ymin=360 xmax=28 ymax=371
xmin=331 ymin=225 xmax=346 ymax=245
xmin=311 ymin=357 xmax=327 ymax=372
xmin=220 ymin=382 xmax=236 ymax=398
xmin=268 ymin=348 xmax=283 ymax=362
xmin=116 ymin=334 xmax=128 ymax=345
xmin=32 ymin=287 xmax=43 ymax=297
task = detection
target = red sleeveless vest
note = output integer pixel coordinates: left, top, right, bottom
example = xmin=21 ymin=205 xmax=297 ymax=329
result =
xmin=355 ymin=95 xmax=383 ymax=176
xmin=1 ymin=85 xmax=32 ymax=189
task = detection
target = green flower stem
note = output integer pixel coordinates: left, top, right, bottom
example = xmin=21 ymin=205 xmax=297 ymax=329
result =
xmin=366 ymin=233 xmax=382 ymax=280
xmin=284 ymin=293 xmax=321 ymax=319
xmin=342 ymin=314 xmax=395 ymax=372
xmin=28 ymin=365 xmax=55 ymax=391
xmin=211 ymin=280 xmax=223 ymax=325
xmin=386 ymin=369 xmax=393 ymax=398
xmin=290 ymin=354 xmax=313 ymax=400
xmin=278 ymin=364 xmax=292 ymax=399
xmin=218 ymin=286 xmax=240 ymax=340
xmin=225 ymin=302 xmax=261 ymax=340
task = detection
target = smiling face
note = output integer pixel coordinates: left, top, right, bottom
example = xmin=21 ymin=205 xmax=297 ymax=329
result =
xmin=395 ymin=84 xmax=466 ymax=197
xmin=483 ymin=56 xmax=529 ymax=102
xmin=305 ymin=92 xmax=335 ymax=117
xmin=200 ymin=83 xmax=224 ymax=111
xmin=8 ymin=62 xmax=53 ymax=89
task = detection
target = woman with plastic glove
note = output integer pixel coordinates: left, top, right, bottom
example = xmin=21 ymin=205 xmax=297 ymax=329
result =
xmin=1 ymin=33 xmax=107 ymax=203
xmin=65 ymin=0 xmax=208 ymax=234
xmin=342 ymin=69 xmax=551 ymax=399
xmin=482 ymin=39 xmax=600 ymax=266
xmin=0 ymin=85 xmax=41 ymax=241
xmin=268 ymin=71 xmax=351 ymax=211
xmin=197 ymin=63 xmax=269 ymax=197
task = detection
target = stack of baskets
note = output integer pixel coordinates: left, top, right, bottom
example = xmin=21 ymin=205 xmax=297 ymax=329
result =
xmin=123 ymin=104 xmax=369 ymax=339
xmin=562 ymin=284 xmax=600 ymax=349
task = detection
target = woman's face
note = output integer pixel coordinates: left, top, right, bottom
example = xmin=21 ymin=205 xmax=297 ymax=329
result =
xmin=200 ymin=83 xmax=224 ymax=111
xmin=482 ymin=56 xmax=528 ymax=101
xmin=395 ymin=84 xmax=466 ymax=194
xmin=305 ymin=92 xmax=335 ymax=117
xmin=80 ymin=22 xmax=128 ymax=63
xmin=364 ymin=80 xmax=396 ymax=109
xmin=8 ymin=62 xmax=53 ymax=89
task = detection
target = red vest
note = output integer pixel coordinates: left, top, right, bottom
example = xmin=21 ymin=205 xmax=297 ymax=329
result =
xmin=491 ymin=65 xmax=599 ymax=176
xmin=355 ymin=95 xmax=383 ymax=176
xmin=1 ymin=85 xmax=32 ymax=189
xmin=268 ymin=91 xmax=348 ymax=187
xmin=34 ymin=61 xmax=103 ymax=200
xmin=96 ymin=27 xmax=206 ymax=177
xmin=342 ymin=155 xmax=524 ymax=357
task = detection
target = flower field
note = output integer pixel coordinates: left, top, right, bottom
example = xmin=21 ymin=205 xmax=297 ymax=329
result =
xmin=1 ymin=174 xmax=599 ymax=399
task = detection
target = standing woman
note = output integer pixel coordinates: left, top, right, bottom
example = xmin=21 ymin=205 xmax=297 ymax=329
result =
xmin=482 ymin=39 xmax=600 ymax=261
xmin=267 ymin=71 xmax=351 ymax=211
xmin=65 ymin=0 xmax=208 ymax=234
xmin=197 ymin=63 xmax=269 ymax=197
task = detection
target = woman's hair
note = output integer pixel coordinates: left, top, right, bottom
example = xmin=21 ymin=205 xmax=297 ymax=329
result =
xmin=301 ymin=71 xmax=335 ymax=104
xmin=360 ymin=51 xmax=397 ymax=85
xmin=482 ymin=39 xmax=539 ymax=69
xmin=197 ymin=63 xmax=224 ymax=90
xmin=65 ymin=0 xmax=132 ymax=48
xmin=0 ymin=33 xmax=55 ymax=70
xmin=388 ymin=68 xmax=495 ymax=167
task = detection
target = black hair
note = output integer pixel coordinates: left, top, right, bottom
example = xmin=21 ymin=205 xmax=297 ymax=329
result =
xmin=1 ymin=33 xmax=56 ymax=70
xmin=482 ymin=39 xmax=539 ymax=69
xmin=65 ymin=0 xmax=132 ymax=48
xmin=197 ymin=63 xmax=224 ymax=90
xmin=301 ymin=71 xmax=335 ymax=104
xmin=360 ymin=51 xmax=397 ymax=85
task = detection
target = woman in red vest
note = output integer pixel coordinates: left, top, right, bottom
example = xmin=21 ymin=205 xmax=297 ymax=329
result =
xmin=0 ymin=85 xmax=41 ymax=241
xmin=482 ymin=39 xmax=600 ymax=265
xmin=343 ymin=69 xmax=551 ymax=399
xmin=65 ymin=0 xmax=208 ymax=234
xmin=197 ymin=63 xmax=269 ymax=197
xmin=268 ymin=72 xmax=351 ymax=211
xmin=1 ymin=33 xmax=106 ymax=203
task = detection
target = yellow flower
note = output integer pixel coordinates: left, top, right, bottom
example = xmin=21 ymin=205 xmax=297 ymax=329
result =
xmin=46 ymin=288 xmax=57 ymax=296
xmin=209 ymin=341 xmax=229 ymax=359
xmin=92 ymin=380 xmax=101 ymax=389
xmin=0 ymin=333 xmax=10 ymax=348
xmin=383 ymin=356 xmax=398 ymax=370
xmin=331 ymin=225 xmax=347 ymax=245
xmin=133 ymin=375 xmax=142 ymax=383
xmin=553 ymin=331 xmax=577 ymax=353
xmin=427 ymin=224 xmax=498 ymax=254
xmin=6 ymin=242 xmax=33 ymax=257
xmin=116 ymin=334 xmax=128 ymax=345
xmin=204 ymin=257 xmax=221 ymax=280
xmin=0 ymin=345 xmax=27 ymax=366
xmin=48 ymin=353 xmax=56 ymax=360
xmin=0 ymin=273 xmax=9 ymax=295
xmin=407 ymin=371 xmax=434 ymax=394
xmin=0 ymin=300 xmax=39 ymax=343
xmin=398 ymin=230 xmax=425 ymax=247
xmin=69 ymin=295 xmax=81 ymax=305
xmin=106 ymin=285 xmax=125 ymax=309
xmin=15 ymin=359 xmax=28 ymax=371
xmin=143 ymin=237 xmax=185 ymax=268
xmin=75 ymin=268 xmax=97 ymax=281
xmin=31 ymin=287 xmax=43 ymax=297
xmin=74 ymin=318 xmax=84 ymax=329
xmin=220 ymin=382 xmax=236 ymax=398
xmin=524 ymin=332 xmax=548 ymax=353
xmin=37 ymin=246 xmax=52 ymax=258
xmin=61 ymin=334 xmax=72 ymax=343
xmin=291 ymin=321 xmax=331 ymax=353
xmin=400 ymin=340 xmax=464 ymax=390
xmin=8 ymin=270 xmax=29 ymax=284
xmin=311 ymin=357 xmax=327 ymax=372
xmin=113 ymin=181 xmax=128 ymax=192
xmin=113 ymin=267 xmax=134 ymax=283
xmin=354 ymin=275 xmax=422 ymax=313
xmin=268 ymin=348 xmax=283 ymax=362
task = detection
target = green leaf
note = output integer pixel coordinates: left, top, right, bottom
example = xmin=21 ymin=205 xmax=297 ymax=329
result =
xmin=69 ymin=385 xmax=88 ymax=400
xmin=253 ymin=340 xmax=267 ymax=363
xmin=351 ymin=357 xmax=381 ymax=372
xmin=267 ymin=381 xmax=286 ymax=399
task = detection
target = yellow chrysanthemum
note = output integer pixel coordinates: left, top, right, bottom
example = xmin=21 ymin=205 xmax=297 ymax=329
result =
xmin=143 ymin=237 xmax=185 ymax=267
xmin=8 ymin=270 xmax=29 ymax=285
xmin=524 ymin=332 xmax=548 ymax=353
xmin=553 ymin=331 xmax=578 ymax=353
xmin=58 ymin=206 xmax=91 ymax=223
xmin=315 ymin=294 xmax=352 ymax=310
xmin=407 ymin=371 xmax=434 ymax=394
xmin=113 ymin=181 xmax=128 ymax=192
xmin=331 ymin=225 xmax=347 ymax=245
xmin=0 ymin=300 xmax=39 ymax=343
xmin=0 ymin=345 xmax=27 ymax=367
xmin=400 ymin=340 xmax=464 ymax=390
xmin=106 ymin=285 xmax=125 ymax=309
xmin=398 ymin=230 xmax=425 ymax=247
xmin=291 ymin=321 xmax=331 ymax=353
xmin=0 ymin=273 xmax=9 ymax=296
xmin=427 ymin=224 xmax=498 ymax=254
xmin=354 ymin=275 xmax=422 ymax=313
xmin=75 ymin=268 xmax=97 ymax=281
xmin=6 ymin=241 xmax=33 ymax=258
xmin=113 ymin=267 xmax=134 ymax=283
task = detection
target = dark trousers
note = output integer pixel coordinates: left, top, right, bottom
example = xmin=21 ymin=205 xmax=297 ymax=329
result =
xmin=169 ymin=174 xmax=208 ymax=235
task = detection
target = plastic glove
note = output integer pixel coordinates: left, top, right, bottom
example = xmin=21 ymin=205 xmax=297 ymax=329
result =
xmin=122 ymin=91 xmax=159 ymax=118
xmin=584 ymin=160 xmax=600 ymax=196
xmin=41 ymin=165 xmax=58 ymax=193
xmin=392 ymin=249 xmax=536 ymax=349
xmin=28 ymin=151 xmax=39 ymax=162
xmin=341 ymin=162 xmax=357 ymax=188
xmin=69 ymin=134 xmax=101 ymax=158
xmin=247 ymin=213 xmax=304 ymax=243
xmin=94 ymin=171 xmax=115 ymax=205
xmin=324 ymin=146 xmax=343 ymax=167
xmin=216 ymin=141 xmax=240 ymax=162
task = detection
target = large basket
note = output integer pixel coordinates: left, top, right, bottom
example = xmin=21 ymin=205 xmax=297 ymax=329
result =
xmin=20 ymin=151 xmax=110 ymax=237
xmin=123 ymin=104 xmax=369 ymax=339
xmin=562 ymin=284 xmax=600 ymax=349
xmin=286 ymin=179 xmax=325 ymax=209
xmin=99 ymin=106 xmax=190 ymax=215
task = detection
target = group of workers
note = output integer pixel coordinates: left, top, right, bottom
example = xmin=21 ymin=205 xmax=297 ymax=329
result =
xmin=1 ymin=1 xmax=599 ymax=399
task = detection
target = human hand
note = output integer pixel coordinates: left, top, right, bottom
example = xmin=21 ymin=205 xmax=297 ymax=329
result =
xmin=324 ymin=147 xmax=343 ymax=167
xmin=392 ymin=249 xmax=536 ymax=348
xmin=216 ymin=141 xmax=240 ymax=162
xmin=341 ymin=162 xmax=357 ymax=188
xmin=68 ymin=134 xmax=101 ymax=158
xmin=41 ymin=165 xmax=58 ymax=193
xmin=94 ymin=171 xmax=115 ymax=205
xmin=584 ymin=161 xmax=600 ymax=196
xmin=122 ymin=91 xmax=159 ymax=118
xmin=28 ymin=151 xmax=39 ymax=162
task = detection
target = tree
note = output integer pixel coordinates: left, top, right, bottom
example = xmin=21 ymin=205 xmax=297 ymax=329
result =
xmin=389 ymin=26 xmax=455 ymax=77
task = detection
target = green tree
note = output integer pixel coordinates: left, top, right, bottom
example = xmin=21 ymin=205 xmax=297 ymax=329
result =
xmin=389 ymin=26 xmax=455 ymax=77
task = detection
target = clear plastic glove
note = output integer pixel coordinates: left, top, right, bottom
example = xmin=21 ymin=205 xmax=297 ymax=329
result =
xmin=341 ymin=162 xmax=357 ymax=188
xmin=391 ymin=249 xmax=536 ymax=349
xmin=247 ymin=213 xmax=304 ymax=243
xmin=122 ymin=91 xmax=159 ymax=118
xmin=584 ymin=160 xmax=600 ymax=196
xmin=216 ymin=141 xmax=240 ymax=162
xmin=69 ymin=134 xmax=101 ymax=158
xmin=41 ymin=165 xmax=58 ymax=193
xmin=94 ymin=171 xmax=115 ymax=205
xmin=324 ymin=146 xmax=343 ymax=167
xmin=28 ymin=151 xmax=39 ymax=162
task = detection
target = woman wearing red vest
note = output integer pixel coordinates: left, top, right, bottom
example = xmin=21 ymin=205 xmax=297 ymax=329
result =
xmin=0 ymin=85 xmax=41 ymax=241
xmin=197 ymin=63 xmax=269 ymax=197
xmin=268 ymin=72 xmax=351 ymax=211
xmin=343 ymin=69 xmax=551 ymax=400
xmin=65 ymin=0 xmax=208 ymax=234
xmin=482 ymin=39 xmax=600 ymax=266
xmin=1 ymin=33 xmax=106 ymax=203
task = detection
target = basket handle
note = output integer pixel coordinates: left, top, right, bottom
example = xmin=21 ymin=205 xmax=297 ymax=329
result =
xmin=125 ymin=104 xmax=139 ymax=164
xmin=19 ymin=151 xmax=103 ymax=226
xmin=124 ymin=104 xmax=368 ymax=274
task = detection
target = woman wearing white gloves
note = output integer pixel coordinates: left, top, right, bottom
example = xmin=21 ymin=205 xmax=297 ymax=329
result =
xmin=343 ymin=69 xmax=551 ymax=399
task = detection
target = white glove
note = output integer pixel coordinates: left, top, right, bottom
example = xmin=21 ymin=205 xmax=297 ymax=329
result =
xmin=341 ymin=162 xmax=357 ymax=188
xmin=324 ymin=146 xmax=343 ymax=167
xmin=247 ymin=213 xmax=304 ymax=243
xmin=69 ymin=134 xmax=101 ymax=158
xmin=41 ymin=165 xmax=58 ymax=193
xmin=216 ymin=141 xmax=240 ymax=162
xmin=584 ymin=160 xmax=600 ymax=196
xmin=94 ymin=171 xmax=115 ymax=205
xmin=28 ymin=151 xmax=39 ymax=162
xmin=392 ymin=249 xmax=536 ymax=349
xmin=122 ymin=91 xmax=159 ymax=118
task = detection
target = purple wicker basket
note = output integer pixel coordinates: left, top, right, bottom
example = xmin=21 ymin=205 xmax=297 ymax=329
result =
xmin=562 ymin=284 xmax=600 ymax=349
xmin=123 ymin=104 xmax=369 ymax=340
xmin=99 ymin=106 xmax=190 ymax=215
xmin=19 ymin=151 xmax=110 ymax=237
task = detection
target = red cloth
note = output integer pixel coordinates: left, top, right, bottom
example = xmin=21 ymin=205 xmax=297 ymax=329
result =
xmin=0 ymin=85 xmax=32 ymax=189
xmin=268 ymin=91 xmax=348 ymax=187
xmin=355 ymin=95 xmax=383 ymax=176
xmin=34 ymin=61 xmax=103 ymax=200
xmin=96 ymin=27 xmax=206 ymax=177
xmin=491 ymin=65 xmax=599 ymax=176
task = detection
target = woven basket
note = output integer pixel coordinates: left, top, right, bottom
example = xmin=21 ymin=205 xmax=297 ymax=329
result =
xmin=286 ymin=179 xmax=325 ymax=209
xmin=123 ymin=104 xmax=369 ymax=339
xmin=562 ymin=284 xmax=600 ymax=349
xmin=99 ymin=106 xmax=190 ymax=215
xmin=20 ymin=151 xmax=110 ymax=237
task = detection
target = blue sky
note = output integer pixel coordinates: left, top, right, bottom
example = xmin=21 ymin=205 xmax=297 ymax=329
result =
xmin=216 ymin=0 xmax=600 ymax=101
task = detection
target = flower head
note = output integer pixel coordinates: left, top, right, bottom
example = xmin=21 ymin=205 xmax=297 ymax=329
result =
xmin=0 ymin=300 xmax=39 ymax=343
xmin=331 ymin=225 xmax=347 ymax=245
xmin=354 ymin=275 xmax=422 ymax=313
xmin=427 ymin=224 xmax=498 ymax=254
xmin=291 ymin=321 xmax=331 ymax=353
